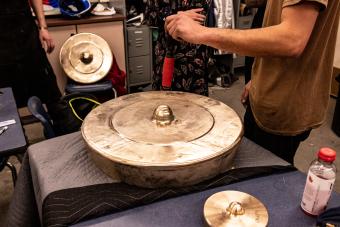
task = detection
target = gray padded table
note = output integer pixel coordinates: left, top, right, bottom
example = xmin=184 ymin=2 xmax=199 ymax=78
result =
xmin=28 ymin=132 xmax=288 ymax=214
xmin=7 ymin=131 xmax=340 ymax=227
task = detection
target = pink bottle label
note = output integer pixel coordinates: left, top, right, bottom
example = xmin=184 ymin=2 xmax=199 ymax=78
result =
xmin=301 ymin=170 xmax=335 ymax=215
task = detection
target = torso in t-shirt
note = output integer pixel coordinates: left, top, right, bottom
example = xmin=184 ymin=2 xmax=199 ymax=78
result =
xmin=250 ymin=0 xmax=340 ymax=136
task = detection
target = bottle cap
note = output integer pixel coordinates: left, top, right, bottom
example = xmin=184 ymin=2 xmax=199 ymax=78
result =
xmin=318 ymin=148 xmax=336 ymax=162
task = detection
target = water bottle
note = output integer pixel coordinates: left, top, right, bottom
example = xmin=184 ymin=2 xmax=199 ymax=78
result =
xmin=301 ymin=148 xmax=337 ymax=216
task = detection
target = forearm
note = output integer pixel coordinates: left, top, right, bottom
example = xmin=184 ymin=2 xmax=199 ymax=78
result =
xmin=165 ymin=1 xmax=319 ymax=57
xmin=199 ymin=24 xmax=304 ymax=57
xmin=199 ymin=2 xmax=320 ymax=58
xmin=245 ymin=0 xmax=267 ymax=8
xmin=30 ymin=0 xmax=47 ymax=29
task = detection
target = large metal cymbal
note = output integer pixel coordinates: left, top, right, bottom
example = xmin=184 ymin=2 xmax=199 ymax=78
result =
xmin=60 ymin=33 xmax=112 ymax=84
xmin=111 ymin=99 xmax=214 ymax=144
xmin=82 ymin=91 xmax=244 ymax=188
xmin=204 ymin=191 xmax=269 ymax=227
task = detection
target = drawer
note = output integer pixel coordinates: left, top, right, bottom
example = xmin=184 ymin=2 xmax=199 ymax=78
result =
xmin=127 ymin=26 xmax=151 ymax=57
xmin=128 ymin=56 xmax=152 ymax=85
xmin=237 ymin=15 xmax=253 ymax=29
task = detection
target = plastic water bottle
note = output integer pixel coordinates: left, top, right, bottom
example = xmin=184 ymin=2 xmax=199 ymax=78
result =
xmin=301 ymin=148 xmax=337 ymax=216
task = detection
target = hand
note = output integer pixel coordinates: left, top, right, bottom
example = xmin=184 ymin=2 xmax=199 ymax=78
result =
xmin=178 ymin=8 xmax=206 ymax=24
xmin=241 ymin=80 xmax=252 ymax=107
xmin=39 ymin=28 xmax=55 ymax=53
xmin=165 ymin=13 xmax=207 ymax=44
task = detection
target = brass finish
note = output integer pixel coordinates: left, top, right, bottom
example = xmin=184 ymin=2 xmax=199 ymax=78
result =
xmin=110 ymin=98 xmax=215 ymax=144
xmin=60 ymin=33 xmax=113 ymax=84
xmin=226 ymin=201 xmax=245 ymax=216
xmin=82 ymin=91 xmax=244 ymax=188
xmin=204 ymin=191 xmax=269 ymax=227
xmin=152 ymin=105 xmax=175 ymax=127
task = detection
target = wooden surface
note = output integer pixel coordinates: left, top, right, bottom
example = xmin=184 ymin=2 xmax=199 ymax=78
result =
xmin=46 ymin=14 xmax=125 ymax=27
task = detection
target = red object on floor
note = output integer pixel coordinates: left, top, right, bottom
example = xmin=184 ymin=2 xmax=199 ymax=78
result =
xmin=105 ymin=54 xmax=127 ymax=96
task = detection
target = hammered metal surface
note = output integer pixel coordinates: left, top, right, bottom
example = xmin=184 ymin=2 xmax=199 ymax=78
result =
xmin=82 ymin=91 xmax=243 ymax=166
xmin=82 ymin=92 xmax=243 ymax=166
xmin=60 ymin=33 xmax=112 ymax=84
xmin=204 ymin=191 xmax=269 ymax=227
xmin=111 ymin=99 xmax=214 ymax=144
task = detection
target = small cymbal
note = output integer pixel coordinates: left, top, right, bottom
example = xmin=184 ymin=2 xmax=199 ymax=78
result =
xmin=204 ymin=191 xmax=268 ymax=227
xmin=60 ymin=33 xmax=113 ymax=84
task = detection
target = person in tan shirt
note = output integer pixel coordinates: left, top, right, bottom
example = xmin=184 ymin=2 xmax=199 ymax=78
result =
xmin=165 ymin=0 xmax=340 ymax=164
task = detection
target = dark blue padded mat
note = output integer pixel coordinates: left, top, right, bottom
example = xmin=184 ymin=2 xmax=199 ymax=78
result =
xmin=74 ymin=171 xmax=340 ymax=227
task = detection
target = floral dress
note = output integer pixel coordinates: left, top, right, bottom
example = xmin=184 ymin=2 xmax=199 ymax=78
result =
xmin=145 ymin=0 xmax=212 ymax=96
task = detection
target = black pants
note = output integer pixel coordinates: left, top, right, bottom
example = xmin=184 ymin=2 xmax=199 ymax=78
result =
xmin=0 ymin=52 xmax=61 ymax=108
xmin=0 ymin=10 xmax=61 ymax=109
xmin=244 ymin=106 xmax=311 ymax=164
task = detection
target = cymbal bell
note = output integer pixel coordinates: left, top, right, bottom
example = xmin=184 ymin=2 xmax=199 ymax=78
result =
xmin=204 ymin=191 xmax=269 ymax=227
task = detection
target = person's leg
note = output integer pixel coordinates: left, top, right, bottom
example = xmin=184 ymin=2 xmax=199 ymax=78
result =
xmin=244 ymin=106 xmax=311 ymax=164
xmin=0 ymin=62 xmax=32 ymax=108
xmin=25 ymin=44 xmax=65 ymax=135
xmin=27 ymin=39 xmax=61 ymax=103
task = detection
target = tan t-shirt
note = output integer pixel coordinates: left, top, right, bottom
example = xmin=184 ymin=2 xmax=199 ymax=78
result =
xmin=250 ymin=0 xmax=340 ymax=136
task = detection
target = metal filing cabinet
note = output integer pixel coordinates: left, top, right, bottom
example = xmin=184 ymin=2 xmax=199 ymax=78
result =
xmin=127 ymin=26 xmax=153 ymax=87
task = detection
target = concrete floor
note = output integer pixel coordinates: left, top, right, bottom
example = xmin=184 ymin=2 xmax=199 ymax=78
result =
xmin=0 ymin=75 xmax=339 ymax=225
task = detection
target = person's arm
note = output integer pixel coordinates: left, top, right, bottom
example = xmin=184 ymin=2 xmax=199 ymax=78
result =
xmin=245 ymin=0 xmax=267 ymax=8
xmin=166 ymin=2 xmax=321 ymax=58
xmin=30 ymin=0 xmax=55 ymax=53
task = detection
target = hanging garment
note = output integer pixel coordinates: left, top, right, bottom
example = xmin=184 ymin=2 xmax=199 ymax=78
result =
xmin=214 ymin=0 xmax=234 ymax=31
xmin=213 ymin=0 xmax=235 ymax=55
xmin=145 ymin=0 xmax=212 ymax=96
xmin=205 ymin=0 xmax=236 ymax=87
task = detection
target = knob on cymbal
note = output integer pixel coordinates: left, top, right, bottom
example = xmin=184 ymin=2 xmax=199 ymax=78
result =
xmin=204 ymin=191 xmax=269 ymax=227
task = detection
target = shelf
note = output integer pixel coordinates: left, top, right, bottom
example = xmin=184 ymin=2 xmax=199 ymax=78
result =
xmin=46 ymin=14 xmax=125 ymax=27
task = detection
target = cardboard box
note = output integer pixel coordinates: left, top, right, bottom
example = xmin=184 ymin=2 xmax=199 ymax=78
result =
xmin=331 ymin=67 xmax=340 ymax=97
